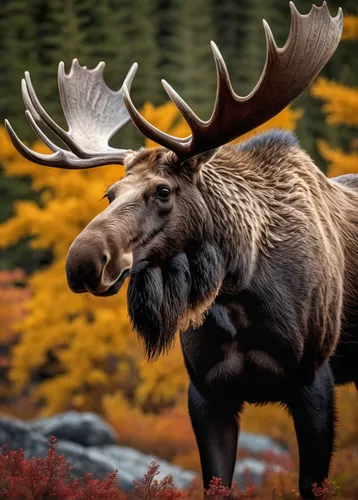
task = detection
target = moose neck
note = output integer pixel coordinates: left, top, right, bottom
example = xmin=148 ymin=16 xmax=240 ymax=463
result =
xmin=197 ymin=146 xmax=269 ymax=289
xmin=196 ymin=136 xmax=328 ymax=292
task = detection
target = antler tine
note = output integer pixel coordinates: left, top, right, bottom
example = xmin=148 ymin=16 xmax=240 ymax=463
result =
xmin=6 ymin=60 xmax=138 ymax=169
xmin=5 ymin=120 xmax=124 ymax=170
xmin=25 ymin=110 xmax=63 ymax=153
xmin=5 ymin=118 xmax=131 ymax=169
xmin=21 ymin=79 xmax=41 ymax=122
xmin=23 ymin=71 xmax=86 ymax=158
xmin=122 ymin=83 xmax=190 ymax=154
xmin=161 ymin=80 xmax=203 ymax=138
xmin=21 ymin=78 xmax=68 ymax=156
xmin=5 ymin=118 xmax=78 ymax=168
xmin=123 ymin=2 xmax=343 ymax=162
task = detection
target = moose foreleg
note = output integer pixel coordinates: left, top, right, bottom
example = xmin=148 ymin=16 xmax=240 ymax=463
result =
xmin=188 ymin=380 xmax=240 ymax=489
xmin=286 ymin=362 xmax=336 ymax=499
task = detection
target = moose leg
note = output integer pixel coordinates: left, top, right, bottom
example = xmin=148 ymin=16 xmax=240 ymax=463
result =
xmin=188 ymin=380 xmax=240 ymax=488
xmin=286 ymin=362 xmax=336 ymax=499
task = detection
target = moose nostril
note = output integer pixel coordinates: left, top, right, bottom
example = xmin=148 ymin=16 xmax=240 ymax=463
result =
xmin=102 ymin=253 xmax=109 ymax=267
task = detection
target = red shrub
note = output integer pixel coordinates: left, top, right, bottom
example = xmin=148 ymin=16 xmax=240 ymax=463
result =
xmin=0 ymin=436 xmax=122 ymax=499
xmin=311 ymin=479 xmax=339 ymax=499
xmin=0 ymin=436 xmax=342 ymax=500
xmin=204 ymin=477 xmax=255 ymax=499
xmin=132 ymin=461 xmax=182 ymax=500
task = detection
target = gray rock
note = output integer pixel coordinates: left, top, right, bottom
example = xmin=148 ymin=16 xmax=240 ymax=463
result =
xmin=0 ymin=417 xmax=49 ymax=457
xmin=57 ymin=442 xmax=135 ymax=491
xmin=0 ymin=417 xmax=132 ymax=490
xmin=94 ymin=444 xmax=197 ymax=489
xmin=233 ymin=457 xmax=286 ymax=489
xmin=239 ymin=431 xmax=288 ymax=456
xmin=0 ymin=414 xmax=288 ymax=494
xmin=233 ymin=458 xmax=267 ymax=488
xmin=0 ymin=416 xmax=195 ymax=492
xmin=30 ymin=411 xmax=117 ymax=447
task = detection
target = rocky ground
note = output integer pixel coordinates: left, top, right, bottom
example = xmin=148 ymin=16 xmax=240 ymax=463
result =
xmin=0 ymin=412 xmax=289 ymax=491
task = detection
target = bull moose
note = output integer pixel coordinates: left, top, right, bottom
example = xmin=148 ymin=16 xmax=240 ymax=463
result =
xmin=5 ymin=2 xmax=356 ymax=498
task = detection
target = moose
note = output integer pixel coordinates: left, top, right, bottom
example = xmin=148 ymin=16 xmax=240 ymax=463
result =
xmin=5 ymin=2 xmax=356 ymax=498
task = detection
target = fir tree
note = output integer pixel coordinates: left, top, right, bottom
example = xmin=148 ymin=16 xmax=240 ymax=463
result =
xmin=167 ymin=0 xmax=216 ymax=120
xmin=235 ymin=0 xmax=289 ymax=96
xmin=128 ymin=0 xmax=160 ymax=106
xmin=157 ymin=0 xmax=180 ymax=80
xmin=75 ymin=0 xmax=112 ymax=68
xmin=31 ymin=0 xmax=83 ymax=128
xmin=212 ymin=0 xmax=251 ymax=93
xmin=0 ymin=0 xmax=40 ymax=139
xmin=107 ymin=0 xmax=161 ymax=148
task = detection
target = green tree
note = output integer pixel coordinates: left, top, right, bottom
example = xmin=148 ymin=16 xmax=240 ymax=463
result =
xmin=107 ymin=0 xmax=161 ymax=148
xmin=0 ymin=0 xmax=40 ymax=139
xmin=128 ymin=0 xmax=160 ymax=106
xmin=31 ymin=0 xmax=84 ymax=128
xmin=235 ymin=0 xmax=289 ymax=96
xmin=0 ymin=1 xmax=46 ymax=271
xmin=166 ymin=0 xmax=216 ymax=120
xmin=212 ymin=0 xmax=251 ymax=93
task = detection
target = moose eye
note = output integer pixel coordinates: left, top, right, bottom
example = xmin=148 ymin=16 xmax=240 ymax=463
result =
xmin=156 ymin=186 xmax=171 ymax=201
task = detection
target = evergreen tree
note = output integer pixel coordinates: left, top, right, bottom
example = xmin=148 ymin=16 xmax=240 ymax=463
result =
xmin=236 ymin=0 xmax=289 ymax=96
xmin=31 ymin=0 xmax=84 ymax=129
xmin=0 ymin=0 xmax=45 ymax=271
xmin=127 ymin=0 xmax=160 ymax=106
xmin=75 ymin=0 xmax=111 ymax=68
xmin=167 ymin=0 xmax=216 ymax=120
xmin=156 ymin=0 xmax=180 ymax=81
xmin=213 ymin=0 xmax=251 ymax=93
xmin=107 ymin=0 xmax=161 ymax=148
xmin=62 ymin=0 xmax=88 ymax=62
xmin=0 ymin=0 xmax=40 ymax=140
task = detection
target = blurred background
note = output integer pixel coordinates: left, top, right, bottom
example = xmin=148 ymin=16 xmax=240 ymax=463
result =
xmin=0 ymin=0 xmax=357 ymax=497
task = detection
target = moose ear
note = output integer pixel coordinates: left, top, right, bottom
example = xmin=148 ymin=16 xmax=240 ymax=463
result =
xmin=122 ymin=149 xmax=136 ymax=167
xmin=180 ymin=148 xmax=219 ymax=173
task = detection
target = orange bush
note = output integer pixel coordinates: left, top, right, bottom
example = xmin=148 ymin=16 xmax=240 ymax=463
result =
xmin=103 ymin=395 xmax=199 ymax=470
xmin=0 ymin=269 xmax=31 ymax=407
xmin=0 ymin=268 xmax=30 ymax=343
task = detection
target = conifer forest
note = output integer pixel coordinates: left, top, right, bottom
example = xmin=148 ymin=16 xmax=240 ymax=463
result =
xmin=0 ymin=0 xmax=357 ymax=498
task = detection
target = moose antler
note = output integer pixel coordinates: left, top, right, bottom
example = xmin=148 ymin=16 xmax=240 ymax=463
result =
xmin=5 ymin=60 xmax=138 ymax=168
xmin=123 ymin=2 xmax=343 ymax=162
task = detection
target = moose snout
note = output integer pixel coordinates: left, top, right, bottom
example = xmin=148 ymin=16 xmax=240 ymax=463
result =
xmin=65 ymin=232 xmax=132 ymax=295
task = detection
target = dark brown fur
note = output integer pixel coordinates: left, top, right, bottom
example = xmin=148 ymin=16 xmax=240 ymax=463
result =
xmin=66 ymin=130 xmax=358 ymax=499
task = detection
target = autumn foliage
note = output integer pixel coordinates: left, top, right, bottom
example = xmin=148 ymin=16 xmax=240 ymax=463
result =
xmin=311 ymin=15 xmax=358 ymax=178
xmin=0 ymin=268 xmax=30 ymax=343
xmin=0 ymin=269 xmax=31 ymax=406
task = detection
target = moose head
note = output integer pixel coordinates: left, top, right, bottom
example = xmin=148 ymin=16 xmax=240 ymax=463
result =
xmin=5 ymin=2 xmax=343 ymax=359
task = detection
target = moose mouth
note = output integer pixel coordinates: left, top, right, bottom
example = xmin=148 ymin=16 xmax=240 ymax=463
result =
xmin=92 ymin=269 xmax=131 ymax=297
